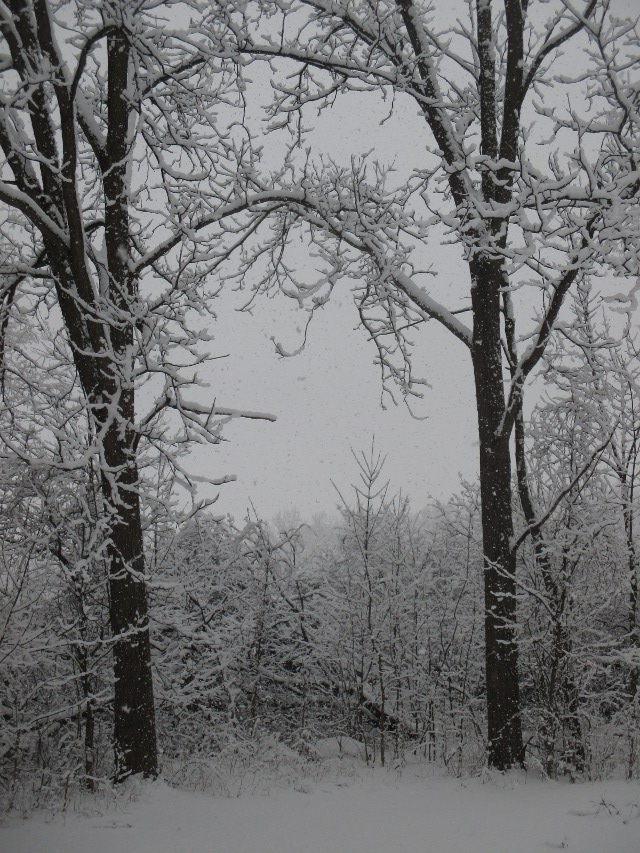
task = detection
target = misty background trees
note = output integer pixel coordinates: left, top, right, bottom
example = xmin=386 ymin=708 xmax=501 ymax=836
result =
xmin=1 ymin=0 xmax=640 ymax=807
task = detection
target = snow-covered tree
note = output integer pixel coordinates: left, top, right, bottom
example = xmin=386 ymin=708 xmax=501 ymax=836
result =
xmin=323 ymin=448 xmax=484 ymax=769
xmin=0 ymin=381 xmax=111 ymax=802
xmin=0 ymin=0 xmax=279 ymax=780
xmin=516 ymin=284 xmax=640 ymax=776
xmin=203 ymin=0 xmax=640 ymax=768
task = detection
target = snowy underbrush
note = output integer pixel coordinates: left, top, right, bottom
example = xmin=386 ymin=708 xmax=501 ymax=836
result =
xmin=161 ymin=731 xmax=320 ymax=797
xmin=159 ymin=731 xmax=373 ymax=798
xmin=0 ymin=737 xmax=110 ymax=817
xmin=1 ymin=729 xmax=379 ymax=817
xmin=5 ymin=720 xmax=639 ymax=819
xmin=1 ymin=765 xmax=130 ymax=822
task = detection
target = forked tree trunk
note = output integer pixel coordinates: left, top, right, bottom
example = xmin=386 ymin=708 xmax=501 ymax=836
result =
xmin=44 ymin=241 xmax=159 ymax=779
xmin=40 ymin=25 xmax=158 ymax=782
xmin=98 ymin=29 xmax=158 ymax=780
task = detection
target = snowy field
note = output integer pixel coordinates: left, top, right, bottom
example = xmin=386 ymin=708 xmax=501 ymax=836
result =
xmin=3 ymin=768 xmax=640 ymax=853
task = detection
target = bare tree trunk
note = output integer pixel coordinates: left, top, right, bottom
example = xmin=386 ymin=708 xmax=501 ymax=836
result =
xmin=98 ymin=29 xmax=158 ymax=780
xmin=471 ymin=256 xmax=524 ymax=770
xmin=100 ymin=399 xmax=157 ymax=779
xmin=44 ymin=233 xmax=158 ymax=779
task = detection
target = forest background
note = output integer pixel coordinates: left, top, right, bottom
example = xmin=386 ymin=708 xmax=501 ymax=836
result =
xmin=1 ymin=0 xmax=640 ymax=809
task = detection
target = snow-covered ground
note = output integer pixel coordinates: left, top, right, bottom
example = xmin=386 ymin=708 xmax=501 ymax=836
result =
xmin=3 ymin=765 xmax=640 ymax=853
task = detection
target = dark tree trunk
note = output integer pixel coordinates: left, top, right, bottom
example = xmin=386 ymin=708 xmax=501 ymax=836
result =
xmin=95 ymin=29 xmax=158 ymax=780
xmin=45 ymin=245 xmax=158 ymax=780
xmin=1 ymin=0 xmax=164 ymax=784
xmin=38 ymin=22 xmax=158 ymax=781
xmin=470 ymin=255 xmax=524 ymax=770
xmin=100 ymin=396 xmax=157 ymax=780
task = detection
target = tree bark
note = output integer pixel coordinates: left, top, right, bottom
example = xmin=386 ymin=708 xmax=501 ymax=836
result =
xmin=93 ymin=27 xmax=158 ymax=780
xmin=99 ymin=392 xmax=158 ymax=779
xmin=470 ymin=255 xmax=524 ymax=770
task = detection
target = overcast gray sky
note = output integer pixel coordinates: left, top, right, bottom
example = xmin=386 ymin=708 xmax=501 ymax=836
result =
xmin=196 ymin=283 xmax=477 ymax=523
xmin=194 ymin=94 xmax=478 ymax=520
xmin=180 ymin=0 xmax=639 ymax=524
